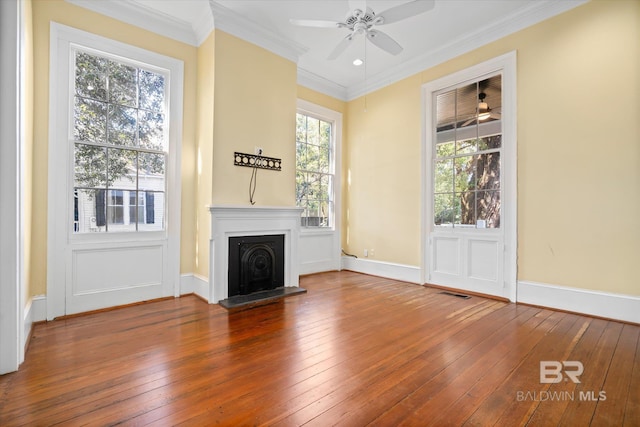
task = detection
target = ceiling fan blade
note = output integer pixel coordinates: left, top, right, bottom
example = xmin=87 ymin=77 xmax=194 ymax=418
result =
xmin=327 ymin=34 xmax=355 ymax=60
xmin=461 ymin=117 xmax=477 ymax=127
xmin=366 ymin=29 xmax=403 ymax=55
xmin=377 ymin=0 xmax=435 ymax=25
xmin=289 ymin=19 xmax=343 ymax=28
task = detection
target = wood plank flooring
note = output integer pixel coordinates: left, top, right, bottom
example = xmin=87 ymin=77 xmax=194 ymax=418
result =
xmin=1 ymin=271 xmax=638 ymax=426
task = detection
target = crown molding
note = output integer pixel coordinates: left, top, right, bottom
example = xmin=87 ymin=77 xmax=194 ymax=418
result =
xmin=66 ymin=0 xmax=587 ymax=101
xmin=346 ymin=0 xmax=588 ymax=100
xmin=297 ymin=69 xmax=348 ymax=101
xmin=193 ymin=3 xmax=216 ymax=46
xmin=65 ymin=0 xmax=203 ymax=46
xmin=208 ymin=1 xmax=307 ymax=64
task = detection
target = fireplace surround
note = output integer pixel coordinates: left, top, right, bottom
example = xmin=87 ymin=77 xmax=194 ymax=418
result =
xmin=208 ymin=205 xmax=303 ymax=303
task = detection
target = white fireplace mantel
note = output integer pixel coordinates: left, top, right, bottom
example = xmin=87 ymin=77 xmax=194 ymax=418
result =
xmin=208 ymin=205 xmax=303 ymax=303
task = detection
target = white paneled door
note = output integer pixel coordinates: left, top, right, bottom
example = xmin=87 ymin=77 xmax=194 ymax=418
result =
xmin=423 ymin=53 xmax=517 ymax=301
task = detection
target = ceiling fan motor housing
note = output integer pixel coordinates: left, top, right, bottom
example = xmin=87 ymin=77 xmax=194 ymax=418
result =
xmin=345 ymin=7 xmax=376 ymax=29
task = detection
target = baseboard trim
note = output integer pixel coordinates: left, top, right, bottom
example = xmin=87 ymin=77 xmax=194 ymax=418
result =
xmin=180 ymin=273 xmax=209 ymax=302
xmin=341 ymin=256 xmax=421 ymax=284
xmin=517 ymin=281 xmax=640 ymax=325
xmin=299 ymin=259 xmax=340 ymax=276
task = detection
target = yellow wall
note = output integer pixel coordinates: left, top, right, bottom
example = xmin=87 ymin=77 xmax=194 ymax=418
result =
xmin=211 ymin=30 xmax=297 ymax=206
xmin=30 ymin=0 xmax=198 ymax=295
xmin=344 ymin=0 xmax=640 ymax=295
xmin=346 ymin=77 xmax=423 ymax=265
xmin=26 ymin=0 xmax=639 ymax=299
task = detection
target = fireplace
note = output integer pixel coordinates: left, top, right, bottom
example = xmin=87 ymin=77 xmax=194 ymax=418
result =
xmin=208 ymin=205 xmax=304 ymax=303
xmin=228 ymin=234 xmax=284 ymax=297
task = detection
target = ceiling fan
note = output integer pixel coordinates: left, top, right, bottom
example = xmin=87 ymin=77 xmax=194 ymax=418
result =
xmin=290 ymin=0 xmax=435 ymax=60
xmin=461 ymin=92 xmax=502 ymax=127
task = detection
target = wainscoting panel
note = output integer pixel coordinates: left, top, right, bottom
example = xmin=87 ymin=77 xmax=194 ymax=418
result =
xmin=299 ymin=232 xmax=340 ymax=275
xmin=432 ymin=236 xmax=460 ymax=276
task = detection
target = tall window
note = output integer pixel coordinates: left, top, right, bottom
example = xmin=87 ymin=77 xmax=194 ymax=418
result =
xmin=434 ymin=75 xmax=502 ymax=228
xmin=73 ymin=49 xmax=166 ymax=233
xmin=296 ymin=112 xmax=335 ymax=228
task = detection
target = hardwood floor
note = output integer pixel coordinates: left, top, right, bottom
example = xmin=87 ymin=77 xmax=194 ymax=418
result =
xmin=1 ymin=271 xmax=638 ymax=426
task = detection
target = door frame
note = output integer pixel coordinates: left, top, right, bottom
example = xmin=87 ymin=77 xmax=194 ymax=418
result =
xmin=420 ymin=52 xmax=517 ymax=302
xmin=46 ymin=23 xmax=183 ymax=319
xmin=0 ymin=0 xmax=25 ymax=374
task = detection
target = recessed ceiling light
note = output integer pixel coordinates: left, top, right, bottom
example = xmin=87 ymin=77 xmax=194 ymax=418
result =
xmin=353 ymin=58 xmax=364 ymax=66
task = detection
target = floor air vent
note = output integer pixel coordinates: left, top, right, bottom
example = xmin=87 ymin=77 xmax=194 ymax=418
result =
xmin=439 ymin=291 xmax=471 ymax=299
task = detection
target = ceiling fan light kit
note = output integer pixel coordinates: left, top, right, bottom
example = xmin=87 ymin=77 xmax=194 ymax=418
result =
xmin=290 ymin=0 xmax=435 ymax=60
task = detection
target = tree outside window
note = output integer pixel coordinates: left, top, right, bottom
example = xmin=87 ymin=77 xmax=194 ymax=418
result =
xmin=296 ymin=113 xmax=334 ymax=228
xmin=72 ymin=50 xmax=166 ymax=233
xmin=434 ymin=77 xmax=502 ymax=228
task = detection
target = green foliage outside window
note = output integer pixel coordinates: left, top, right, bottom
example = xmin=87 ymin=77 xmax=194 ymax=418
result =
xmin=296 ymin=113 xmax=333 ymax=227
xmin=73 ymin=50 xmax=166 ymax=232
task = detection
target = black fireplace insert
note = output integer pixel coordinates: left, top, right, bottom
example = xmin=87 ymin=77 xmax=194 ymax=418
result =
xmin=228 ymin=234 xmax=285 ymax=297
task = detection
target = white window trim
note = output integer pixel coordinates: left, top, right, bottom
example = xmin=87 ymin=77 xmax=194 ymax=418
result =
xmin=421 ymin=51 xmax=517 ymax=301
xmin=47 ymin=23 xmax=183 ymax=318
xmin=0 ymin=0 xmax=24 ymax=374
xmin=296 ymin=99 xmax=342 ymax=235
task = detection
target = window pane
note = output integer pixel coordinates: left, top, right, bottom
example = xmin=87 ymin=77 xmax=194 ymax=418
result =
xmin=455 ymin=155 xmax=476 ymax=192
xmin=434 ymin=193 xmax=454 ymax=225
xmin=319 ymin=120 xmax=331 ymax=145
xmin=300 ymin=200 xmax=309 ymax=227
xmin=306 ymin=144 xmax=320 ymax=172
xmin=296 ymin=110 xmax=335 ymax=228
xmin=75 ymin=52 xmax=107 ymax=101
xmin=476 ymin=152 xmax=500 ymax=191
xmin=107 ymin=189 xmax=125 ymax=226
xmin=307 ymin=117 xmax=320 ymax=144
xmin=478 ymin=134 xmax=502 ymax=150
xmin=108 ymin=104 xmax=137 ymax=146
xmin=456 ymin=138 xmax=475 ymax=155
xmin=296 ymin=171 xmax=307 ymax=201
xmin=320 ymin=174 xmax=331 ymax=202
xmin=138 ymin=110 xmax=164 ymax=150
xmin=477 ymin=190 xmax=501 ymax=228
xmin=129 ymin=190 xmax=138 ymax=226
xmin=436 ymin=90 xmax=456 ymax=131
xmin=138 ymin=152 xmax=165 ymax=191
xmin=319 ymin=199 xmax=330 ymax=227
xmin=107 ymin=148 xmax=136 ymax=188
xmin=75 ymin=144 xmax=106 ymax=188
xmin=308 ymin=172 xmax=321 ymax=199
xmin=109 ymin=61 xmax=137 ymax=107
xmin=74 ymin=189 xmax=106 ymax=233
xmin=73 ymin=50 xmax=168 ymax=234
xmin=138 ymin=192 xmax=164 ymax=231
xmin=296 ymin=142 xmax=307 ymax=169
xmin=457 ymin=192 xmax=475 ymax=225
xmin=138 ymin=69 xmax=164 ymax=112
xmin=436 ymin=141 xmax=454 ymax=158
xmin=435 ymin=159 xmax=453 ymax=193
xmin=318 ymin=141 xmax=330 ymax=174
xmin=74 ymin=97 xmax=107 ymax=143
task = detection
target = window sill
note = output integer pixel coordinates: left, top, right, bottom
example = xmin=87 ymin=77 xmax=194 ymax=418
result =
xmin=300 ymin=227 xmax=335 ymax=236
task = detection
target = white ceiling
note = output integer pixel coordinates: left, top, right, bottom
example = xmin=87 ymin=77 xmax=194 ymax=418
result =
xmin=68 ymin=0 xmax=587 ymax=100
